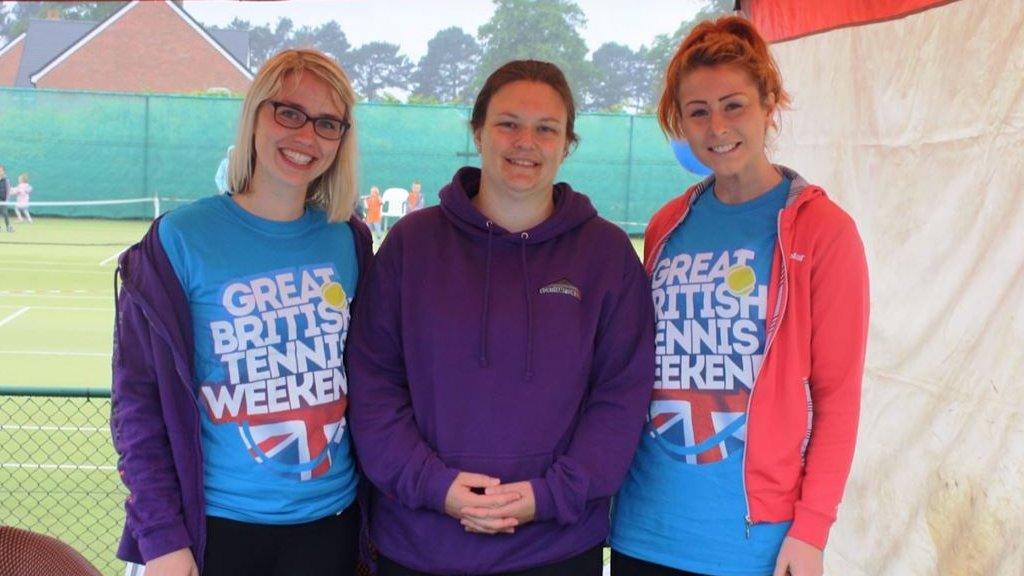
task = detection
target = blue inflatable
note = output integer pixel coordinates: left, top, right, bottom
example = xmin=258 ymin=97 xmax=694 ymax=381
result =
xmin=670 ymin=139 xmax=712 ymax=176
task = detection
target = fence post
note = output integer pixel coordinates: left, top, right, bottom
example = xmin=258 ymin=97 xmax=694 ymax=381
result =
xmin=624 ymin=114 xmax=636 ymax=232
xmin=143 ymin=94 xmax=151 ymax=215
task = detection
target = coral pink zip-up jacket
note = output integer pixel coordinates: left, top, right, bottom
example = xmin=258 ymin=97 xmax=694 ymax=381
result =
xmin=643 ymin=166 xmax=869 ymax=549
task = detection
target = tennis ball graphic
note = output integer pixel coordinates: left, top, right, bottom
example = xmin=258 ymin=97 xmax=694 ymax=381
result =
xmin=321 ymin=282 xmax=348 ymax=310
xmin=726 ymin=265 xmax=756 ymax=296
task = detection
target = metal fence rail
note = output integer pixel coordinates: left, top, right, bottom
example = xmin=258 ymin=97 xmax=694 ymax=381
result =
xmin=0 ymin=387 xmax=123 ymax=576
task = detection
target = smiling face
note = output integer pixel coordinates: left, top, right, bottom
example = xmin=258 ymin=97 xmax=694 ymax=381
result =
xmin=473 ymin=80 xmax=568 ymax=210
xmin=678 ymin=64 xmax=776 ymax=186
xmin=251 ymin=71 xmax=345 ymax=199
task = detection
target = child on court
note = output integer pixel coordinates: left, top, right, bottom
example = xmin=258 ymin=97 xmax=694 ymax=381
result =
xmin=364 ymin=185 xmax=383 ymax=236
xmin=12 ymin=173 xmax=31 ymax=223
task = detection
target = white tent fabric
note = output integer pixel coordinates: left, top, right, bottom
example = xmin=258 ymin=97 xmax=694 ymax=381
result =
xmin=768 ymin=0 xmax=1024 ymax=573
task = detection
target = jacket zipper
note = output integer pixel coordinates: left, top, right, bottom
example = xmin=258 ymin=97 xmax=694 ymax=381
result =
xmin=648 ymin=191 xmax=701 ymax=274
xmin=741 ymin=209 xmax=791 ymax=537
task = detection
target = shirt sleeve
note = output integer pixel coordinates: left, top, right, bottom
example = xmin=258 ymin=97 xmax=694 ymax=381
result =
xmin=111 ymin=289 xmax=193 ymax=561
xmin=346 ymin=231 xmax=459 ymax=513
xmin=530 ymin=243 xmax=656 ymax=525
xmin=788 ymin=215 xmax=869 ymax=549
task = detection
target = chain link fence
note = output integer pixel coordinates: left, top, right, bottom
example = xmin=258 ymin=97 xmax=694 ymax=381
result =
xmin=0 ymin=387 xmax=124 ymax=576
xmin=0 ymin=388 xmax=618 ymax=575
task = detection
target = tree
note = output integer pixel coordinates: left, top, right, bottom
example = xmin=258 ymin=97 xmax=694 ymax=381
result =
xmin=222 ymin=17 xmax=291 ymax=70
xmin=588 ymin=42 xmax=639 ymax=111
xmin=411 ymin=27 xmax=481 ymax=104
xmin=627 ymin=46 xmax=660 ymax=112
xmin=644 ymin=0 xmax=735 ymax=107
xmin=287 ymin=21 xmax=349 ymax=63
xmin=307 ymin=21 xmax=350 ymax=65
xmin=1 ymin=2 xmax=129 ymax=45
xmin=347 ymin=42 xmax=413 ymax=102
xmin=475 ymin=0 xmax=593 ymax=105
xmin=218 ymin=18 xmax=351 ymax=71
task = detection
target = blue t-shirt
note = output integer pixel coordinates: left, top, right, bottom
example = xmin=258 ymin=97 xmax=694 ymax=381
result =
xmin=159 ymin=194 xmax=359 ymax=524
xmin=611 ymin=178 xmax=792 ymax=575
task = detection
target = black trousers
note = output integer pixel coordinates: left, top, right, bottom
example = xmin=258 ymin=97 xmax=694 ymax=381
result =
xmin=203 ymin=502 xmax=360 ymax=576
xmin=611 ymin=550 xmax=710 ymax=576
xmin=378 ymin=543 xmax=603 ymax=576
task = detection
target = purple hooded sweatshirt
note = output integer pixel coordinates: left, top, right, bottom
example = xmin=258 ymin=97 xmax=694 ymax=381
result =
xmin=347 ymin=167 xmax=655 ymax=574
xmin=110 ymin=214 xmax=371 ymax=571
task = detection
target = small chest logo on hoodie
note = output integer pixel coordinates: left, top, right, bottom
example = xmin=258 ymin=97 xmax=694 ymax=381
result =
xmin=539 ymin=278 xmax=581 ymax=301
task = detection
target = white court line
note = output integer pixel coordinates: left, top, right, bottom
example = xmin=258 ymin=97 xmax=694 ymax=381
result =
xmin=0 ymin=306 xmax=30 ymax=328
xmin=0 ymin=267 xmax=111 ymax=275
xmin=0 ymin=305 xmax=112 ymax=312
xmin=0 ymin=293 xmax=109 ymax=300
xmin=0 ymin=350 xmax=109 ymax=357
xmin=1 ymin=425 xmax=106 ymax=433
xmin=1 ymin=462 xmax=116 ymax=471
xmin=0 ymin=260 xmax=109 ymax=267
xmin=99 ymin=247 xmax=129 ymax=267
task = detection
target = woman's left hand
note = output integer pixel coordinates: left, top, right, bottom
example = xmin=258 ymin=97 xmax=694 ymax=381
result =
xmin=460 ymin=481 xmax=536 ymax=535
xmin=773 ymin=536 xmax=823 ymax=576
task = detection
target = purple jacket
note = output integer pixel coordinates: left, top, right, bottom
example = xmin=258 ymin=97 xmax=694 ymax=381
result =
xmin=347 ymin=167 xmax=655 ymax=574
xmin=111 ymin=213 xmax=371 ymax=570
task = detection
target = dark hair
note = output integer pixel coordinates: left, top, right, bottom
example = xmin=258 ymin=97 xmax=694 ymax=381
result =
xmin=658 ymin=15 xmax=789 ymax=139
xmin=471 ymin=60 xmax=579 ymax=149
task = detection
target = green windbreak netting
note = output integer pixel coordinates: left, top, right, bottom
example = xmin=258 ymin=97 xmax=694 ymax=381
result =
xmin=0 ymin=87 xmax=699 ymax=233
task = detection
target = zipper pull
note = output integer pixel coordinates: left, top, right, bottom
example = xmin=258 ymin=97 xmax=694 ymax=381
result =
xmin=745 ymin=517 xmax=752 ymax=539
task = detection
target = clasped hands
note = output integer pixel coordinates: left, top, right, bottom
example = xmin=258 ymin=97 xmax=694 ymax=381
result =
xmin=444 ymin=471 xmax=536 ymax=535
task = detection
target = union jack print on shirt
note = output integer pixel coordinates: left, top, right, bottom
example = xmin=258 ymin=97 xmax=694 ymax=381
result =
xmin=238 ymin=399 xmax=347 ymax=481
xmin=649 ymin=387 xmax=748 ymax=464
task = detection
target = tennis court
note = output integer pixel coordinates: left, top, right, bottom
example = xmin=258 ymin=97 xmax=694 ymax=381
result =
xmin=0 ymin=218 xmax=148 ymax=387
xmin=0 ymin=217 xmax=148 ymax=574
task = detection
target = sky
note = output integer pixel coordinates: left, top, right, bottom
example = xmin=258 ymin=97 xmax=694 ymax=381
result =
xmin=182 ymin=0 xmax=707 ymax=61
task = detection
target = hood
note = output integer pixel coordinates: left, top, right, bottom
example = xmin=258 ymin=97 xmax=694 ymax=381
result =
xmin=115 ymin=218 xmax=194 ymax=368
xmin=436 ymin=167 xmax=599 ymax=380
xmin=439 ymin=167 xmax=597 ymax=242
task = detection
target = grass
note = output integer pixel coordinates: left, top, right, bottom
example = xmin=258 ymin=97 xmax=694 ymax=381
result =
xmin=0 ymin=217 xmax=638 ymax=575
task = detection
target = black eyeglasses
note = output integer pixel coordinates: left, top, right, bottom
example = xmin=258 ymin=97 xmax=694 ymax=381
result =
xmin=266 ymin=101 xmax=350 ymax=141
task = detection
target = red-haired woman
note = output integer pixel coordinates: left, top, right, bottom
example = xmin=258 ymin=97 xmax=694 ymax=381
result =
xmin=611 ymin=16 xmax=869 ymax=576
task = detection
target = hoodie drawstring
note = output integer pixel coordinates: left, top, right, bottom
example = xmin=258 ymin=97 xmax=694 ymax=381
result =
xmin=520 ymin=232 xmax=534 ymax=381
xmin=479 ymin=221 xmax=494 ymax=367
xmin=478 ymin=224 xmax=534 ymax=380
xmin=113 ymin=264 xmax=124 ymax=368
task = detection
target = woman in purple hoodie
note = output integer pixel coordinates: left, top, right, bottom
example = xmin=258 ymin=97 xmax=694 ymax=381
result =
xmin=347 ymin=60 xmax=655 ymax=575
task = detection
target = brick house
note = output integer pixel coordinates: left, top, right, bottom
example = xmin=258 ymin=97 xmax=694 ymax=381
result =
xmin=0 ymin=0 xmax=251 ymax=93
xmin=0 ymin=31 xmax=26 ymax=86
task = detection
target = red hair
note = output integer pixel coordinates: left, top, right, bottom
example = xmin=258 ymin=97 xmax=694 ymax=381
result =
xmin=658 ymin=15 xmax=790 ymax=140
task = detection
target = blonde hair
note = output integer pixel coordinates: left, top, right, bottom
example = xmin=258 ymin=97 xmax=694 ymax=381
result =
xmin=228 ymin=48 xmax=358 ymax=222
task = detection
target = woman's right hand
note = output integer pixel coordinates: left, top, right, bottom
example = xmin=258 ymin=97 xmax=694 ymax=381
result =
xmin=144 ymin=548 xmax=198 ymax=576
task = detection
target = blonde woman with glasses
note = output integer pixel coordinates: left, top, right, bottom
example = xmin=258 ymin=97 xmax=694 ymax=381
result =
xmin=111 ymin=49 xmax=371 ymax=576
